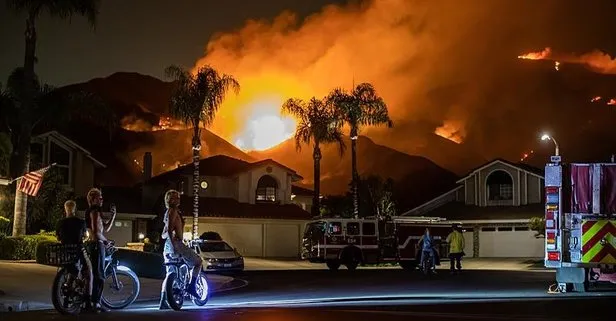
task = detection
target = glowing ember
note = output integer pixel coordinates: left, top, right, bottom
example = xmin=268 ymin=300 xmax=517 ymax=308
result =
xmin=518 ymin=48 xmax=552 ymax=60
xmin=434 ymin=120 xmax=465 ymax=144
xmin=554 ymin=61 xmax=560 ymax=71
xmin=520 ymin=150 xmax=534 ymax=162
xmin=608 ymin=99 xmax=616 ymax=105
xmin=591 ymin=96 xmax=602 ymax=102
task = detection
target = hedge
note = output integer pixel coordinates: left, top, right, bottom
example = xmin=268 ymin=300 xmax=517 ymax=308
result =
xmin=0 ymin=233 xmax=58 ymax=260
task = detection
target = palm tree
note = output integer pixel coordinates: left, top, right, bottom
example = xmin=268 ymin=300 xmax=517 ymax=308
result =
xmin=165 ymin=65 xmax=240 ymax=239
xmin=5 ymin=0 xmax=101 ymax=236
xmin=1 ymin=68 xmax=111 ymax=236
xmin=282 ymin=97 xmax=346 ymax=217
xmin=327 ymin=83 xmax=392 ymax=218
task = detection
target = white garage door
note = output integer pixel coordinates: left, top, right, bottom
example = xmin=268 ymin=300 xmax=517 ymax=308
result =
xmin=479 ymin=226 xmax=544 ymax=258
xmin=265 ymin=224 xmax=300 ymax=258
xmin=107 ymin=220 xmax=132 ymax=247
xmin=199 ymin=223 xmax=263 ymax=257
xmin=463 ymin=231 xmax=474 ymax=256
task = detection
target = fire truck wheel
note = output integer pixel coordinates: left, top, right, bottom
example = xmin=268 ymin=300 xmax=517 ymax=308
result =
xmin=326 ymin=260 xmax=341 ymax=271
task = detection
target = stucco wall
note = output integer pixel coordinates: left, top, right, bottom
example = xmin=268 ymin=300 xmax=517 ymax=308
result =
xmin=247 ymin=164 xmax=292 ymax=205
xmin=528 ymin=175 xmax=543 ymax=204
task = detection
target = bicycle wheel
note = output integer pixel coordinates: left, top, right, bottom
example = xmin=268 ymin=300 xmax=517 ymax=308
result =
xmin=165 ymin=272 xmax=184 ymax=311
xmin=51 ymin=268 xmax=82 ymax=315
xmin=101 ymin=267 xmax=141 ymax=310
xmin=191 ymin=271 xmax=210 ymax=306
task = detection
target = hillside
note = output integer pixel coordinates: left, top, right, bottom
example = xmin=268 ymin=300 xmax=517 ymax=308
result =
xmin=249 ymin=136 xmax=458 ymax=210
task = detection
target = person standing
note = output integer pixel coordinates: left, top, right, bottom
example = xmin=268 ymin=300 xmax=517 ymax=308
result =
xmin=85 ymin=188 xmax=116 ymax=312
xmin=418 ymin=228 xmax=436 ymax=273
xmin=56 ymin=200 xmax=93 ymax=311
xmin=446 ymin=224 xmax=465 ymax=273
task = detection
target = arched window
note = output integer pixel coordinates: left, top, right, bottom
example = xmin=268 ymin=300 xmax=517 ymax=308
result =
xmin=256 ymin=175 xmax=277 ymax=202
xmin=486 ymin=170 xmax=513 ymax=201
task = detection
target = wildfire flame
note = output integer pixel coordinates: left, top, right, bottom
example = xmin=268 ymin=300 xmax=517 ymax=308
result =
xmin=434 ymin=120 xmax=465 ymax=144
xmin=518 ymin=47 xmax=616 ymax=75
xmin=554 ymin=61 xmax=560 ymax=71
xmin=608 ymin=99 xmax=616 ymax=106
xmin=121 ymin=115 xmax=187 ymax=132
xmin=591 ymin=96 xmax=602 ymax=102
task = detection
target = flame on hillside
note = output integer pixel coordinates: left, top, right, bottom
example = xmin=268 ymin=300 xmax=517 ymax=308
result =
xmin=520 ymin=150 xmax=534 ymax=162
xmin=121 ymin=115 xmax=188 ymax=132
xmin=435 ymin=120 xmax=465 ymax=144
xmin=518 ymin=47 xmax=616 ymax=75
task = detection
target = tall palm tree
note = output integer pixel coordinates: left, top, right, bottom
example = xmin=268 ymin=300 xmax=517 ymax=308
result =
xmin=1 ymin=68 xmax=111 ymax=236
xmin=6 ymin=0 xmax=101 ymax=236
xmin=327 ymin=83 xmax=392 ymax=218
xmin=282 ymin=97 xmax=346 ymax=217
xmin=165 ymin=65 xmax=240 ymax=239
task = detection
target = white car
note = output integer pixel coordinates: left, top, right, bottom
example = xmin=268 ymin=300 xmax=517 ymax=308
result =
xmin=194 ymin=240 xmax=244 ymax=273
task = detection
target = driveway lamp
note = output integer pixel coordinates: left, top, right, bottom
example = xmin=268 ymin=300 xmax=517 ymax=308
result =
xmin=541 ymin=133 xmax=560 ymax=156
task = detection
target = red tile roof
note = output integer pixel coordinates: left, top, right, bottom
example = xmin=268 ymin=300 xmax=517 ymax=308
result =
xmin=178 ymin=195 xmax=312 ymax=220
xmin=291 ymin=185 xmax=313 ymax=196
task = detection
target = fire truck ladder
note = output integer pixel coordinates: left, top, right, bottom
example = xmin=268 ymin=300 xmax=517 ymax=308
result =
xmin=392 ymin=216 xmax=448 ymax=223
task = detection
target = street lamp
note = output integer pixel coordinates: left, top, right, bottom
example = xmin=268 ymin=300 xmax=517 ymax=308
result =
xmin=541 ymin=133 xmax=560 ymax=156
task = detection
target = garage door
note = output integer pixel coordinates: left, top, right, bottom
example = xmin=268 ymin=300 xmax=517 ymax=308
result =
xmin=265 ymin=224 xmax=300 ymax=258
xmin=479 ymin=226 xmax=544 ymax=258
xmin=107 ymin=220 xmax=132 ymax=247
xmin=199 ymin=223 xmax=262 ymax=257
xmin=463 ymin=231 xmax=474 ymax=256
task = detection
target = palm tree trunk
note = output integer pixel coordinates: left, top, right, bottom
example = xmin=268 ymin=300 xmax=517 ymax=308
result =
xmin=191 ymin=126 xmax=201 ymax=240
xmin=312 ymin=144 xmax=322 ymax=217
xmin=11 ymin=12 xmax=38 ymax=237
xmin=12 ymin=128 xmax=31 ymax=236
xmin=350 ymin=126 xmax=359 ymax=218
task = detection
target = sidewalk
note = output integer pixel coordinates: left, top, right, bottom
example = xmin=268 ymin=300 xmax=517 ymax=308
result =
xmin=243 ymin=257 xmax=546 ymax=271
xmin=0 ymin=261 xmax=237 ymax=312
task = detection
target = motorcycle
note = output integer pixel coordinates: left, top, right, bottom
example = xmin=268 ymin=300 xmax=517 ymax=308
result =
xmin=164 ymin=240 xmax=209 ymax=310
xmin=49 ymin=241 xmax=140 ymax=314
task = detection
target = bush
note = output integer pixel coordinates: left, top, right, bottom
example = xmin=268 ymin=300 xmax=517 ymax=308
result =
xmin=0 ymin=232 xmax=58 ymax=260
xmin=114 ymin=249 xmax=165 ymax=279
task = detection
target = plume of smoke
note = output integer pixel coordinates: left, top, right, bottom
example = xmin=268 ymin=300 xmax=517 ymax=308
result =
xmin=519 ymin=47 xmax=616 ymax=75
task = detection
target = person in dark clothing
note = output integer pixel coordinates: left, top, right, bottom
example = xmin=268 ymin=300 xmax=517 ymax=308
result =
xmin=56 ymin=200 xmax=93 ymax=311
xmin=85 ymin=188 xmax=116 ymax=313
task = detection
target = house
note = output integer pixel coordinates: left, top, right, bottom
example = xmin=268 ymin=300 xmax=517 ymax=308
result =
xmin=140 ymin=153 xmax=314 ymax=258
xmin=402 ymin=158 xmax=545 ymax=258
xmin=31 ymin=131 xmax=107 ymax=196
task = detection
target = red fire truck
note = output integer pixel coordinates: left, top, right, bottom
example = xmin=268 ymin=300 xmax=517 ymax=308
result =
xmin=301 ymin=216 xmax=458 ymax=271
xmin=544 ymin=156 xmax=616 ymax=292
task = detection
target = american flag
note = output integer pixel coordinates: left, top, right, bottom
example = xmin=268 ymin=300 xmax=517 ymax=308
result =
xmin=17 ymin=165 xmax=52 ymax=197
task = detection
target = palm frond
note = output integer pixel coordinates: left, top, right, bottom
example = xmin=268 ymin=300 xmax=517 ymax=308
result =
xmin=8 ymin=0 xmax=101 ymax=27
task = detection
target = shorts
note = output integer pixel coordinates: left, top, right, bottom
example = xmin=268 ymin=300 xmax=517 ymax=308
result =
xmin=163 ymin=239 xmax=201 ymax=267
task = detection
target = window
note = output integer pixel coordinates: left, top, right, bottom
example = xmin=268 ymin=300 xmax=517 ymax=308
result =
xmin=481 ymin=227 xmax=496 ymax=232
xmin=329 ymin=222 xmax=342 ymax=235
xmin=347 ymin=222 xmax=360 ymax=235
xmin=198 ymin=241 xmax=234 ymax=253
xmin=256 ymin=175 xmax=278 ymax=202
xmin=49 ymin=141 xmax=70 ymax=185
xmin=498 ymin=227 xmax=513 ymax=231
xmin=363 ymin=222 xmax=376 ymax=236
xmin=486 ymin=170 xmax=513 ymax=201
xmin=514 ymin=226 xmax=530 ymax=231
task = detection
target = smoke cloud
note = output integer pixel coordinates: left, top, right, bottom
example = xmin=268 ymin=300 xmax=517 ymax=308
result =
xmin=190 ymin=0 xmax=614 ymax=157
xmin=519 ymin=47 xmax=616 ymax=75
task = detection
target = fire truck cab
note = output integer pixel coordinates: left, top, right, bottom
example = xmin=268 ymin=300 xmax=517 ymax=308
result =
xmin=301 ymin=216 xmax=457 ymax=271
xmin=544 ymin=156 xmax=616 ymax=292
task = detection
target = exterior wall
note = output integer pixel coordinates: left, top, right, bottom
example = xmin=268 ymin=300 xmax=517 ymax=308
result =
xmin=479 ymin=163 xmax=519 ymax=207
xmin=106 ymin=219 xmax=133 ymax=247
xmin=464 ymin=177 xmax=475 ymax=205
xmin=73 ymin=151 xmax=95 ymax=197
xmin=477 ymin=226 xmax=544 ymax=257
xmin=247 ymin=164 xmax=292 ymax=205
xmin=196 ymin=217 xmax=309 ymax=258
xmin=528 ymin=175 xmax=543 ymax=204
xmin=192 ymin=175 xmax=236 ymax=198
xmin=237 ymin=171 xmax=252 ymax=203
xmin=293 ymin=195 xmax=313 ymax=214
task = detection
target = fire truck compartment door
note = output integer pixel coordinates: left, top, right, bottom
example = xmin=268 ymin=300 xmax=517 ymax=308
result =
xmin=601 ymin=165 xmax=616 ymax=214
xmin=581 ymin=219 xmax=616 ymax=263
xmin=570 ymin=164 xmax=592 ymax=213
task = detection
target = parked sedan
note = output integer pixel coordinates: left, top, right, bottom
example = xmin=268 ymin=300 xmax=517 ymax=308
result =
xmin=195 ymin=240 xmax=244 ymax=273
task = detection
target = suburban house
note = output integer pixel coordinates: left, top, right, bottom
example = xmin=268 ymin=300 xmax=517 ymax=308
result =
xmin=27 ymin=131 xmax=155 ymax=246
xmin=139 ymin=153 xmax=314 ymax=258
xmin=402 ymin=159 xmax=545 ymax=258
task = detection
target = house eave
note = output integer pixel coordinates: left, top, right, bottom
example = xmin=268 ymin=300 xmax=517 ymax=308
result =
xmin=455 ymin=159 xmax=544 ymax=184
xmin=35 ymin=131 xmax=107 ymax=168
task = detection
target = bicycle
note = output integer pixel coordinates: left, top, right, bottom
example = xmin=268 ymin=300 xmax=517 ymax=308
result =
xmin=164 ymin=240 xmax=209 ymax=310
xmin=48 ymin=242 xmax=140 ymax=314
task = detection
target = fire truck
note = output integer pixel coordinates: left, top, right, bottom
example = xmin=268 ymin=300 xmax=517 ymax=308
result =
xmin=544 ymin=156 xmax=616 ymax=292
xmin=301 ymin=216 xmax=458 ymax=271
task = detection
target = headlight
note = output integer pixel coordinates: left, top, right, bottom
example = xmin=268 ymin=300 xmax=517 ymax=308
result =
xmin=206 ymin=258 xmax=218 ymax=263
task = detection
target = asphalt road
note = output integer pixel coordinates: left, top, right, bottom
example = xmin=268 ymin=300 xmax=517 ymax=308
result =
xmin=2 ymin=268 xmax=615 ymax=320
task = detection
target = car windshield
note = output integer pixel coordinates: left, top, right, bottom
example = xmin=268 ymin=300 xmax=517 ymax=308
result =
xmin=199 ymin=242 xmax=234 ymax=252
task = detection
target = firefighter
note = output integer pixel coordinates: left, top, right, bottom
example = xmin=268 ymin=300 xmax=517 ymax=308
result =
xmin=446 ymin=224 xmax=465 ymax=274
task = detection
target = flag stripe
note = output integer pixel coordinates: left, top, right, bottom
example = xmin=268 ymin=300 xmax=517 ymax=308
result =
xmin=17 ymin=165 xmax=52 ymax=197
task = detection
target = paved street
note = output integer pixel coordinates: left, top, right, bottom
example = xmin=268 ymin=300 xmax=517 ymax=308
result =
xmin=2 ymin=263 xmax=615 ymax=319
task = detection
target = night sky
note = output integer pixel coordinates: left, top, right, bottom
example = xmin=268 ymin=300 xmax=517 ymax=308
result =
xmin=0 ymin=0 xmax=346 ymax=85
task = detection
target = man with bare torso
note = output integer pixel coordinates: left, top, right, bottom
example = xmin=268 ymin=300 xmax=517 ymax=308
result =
xmin=85 ymin=188 xmax=116 ymax=312
xmin=159 ymin=189 xmax=202 ymax=309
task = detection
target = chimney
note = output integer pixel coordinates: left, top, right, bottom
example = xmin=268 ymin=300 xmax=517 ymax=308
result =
xmin=143 ymin=152 xmax=152 ymax=181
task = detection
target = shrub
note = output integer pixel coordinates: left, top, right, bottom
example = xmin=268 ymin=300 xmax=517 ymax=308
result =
xmin=0 ymin=232 xmax=58 ymax=260
xmin=114 ymin=249 xmax=165 ymax=279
